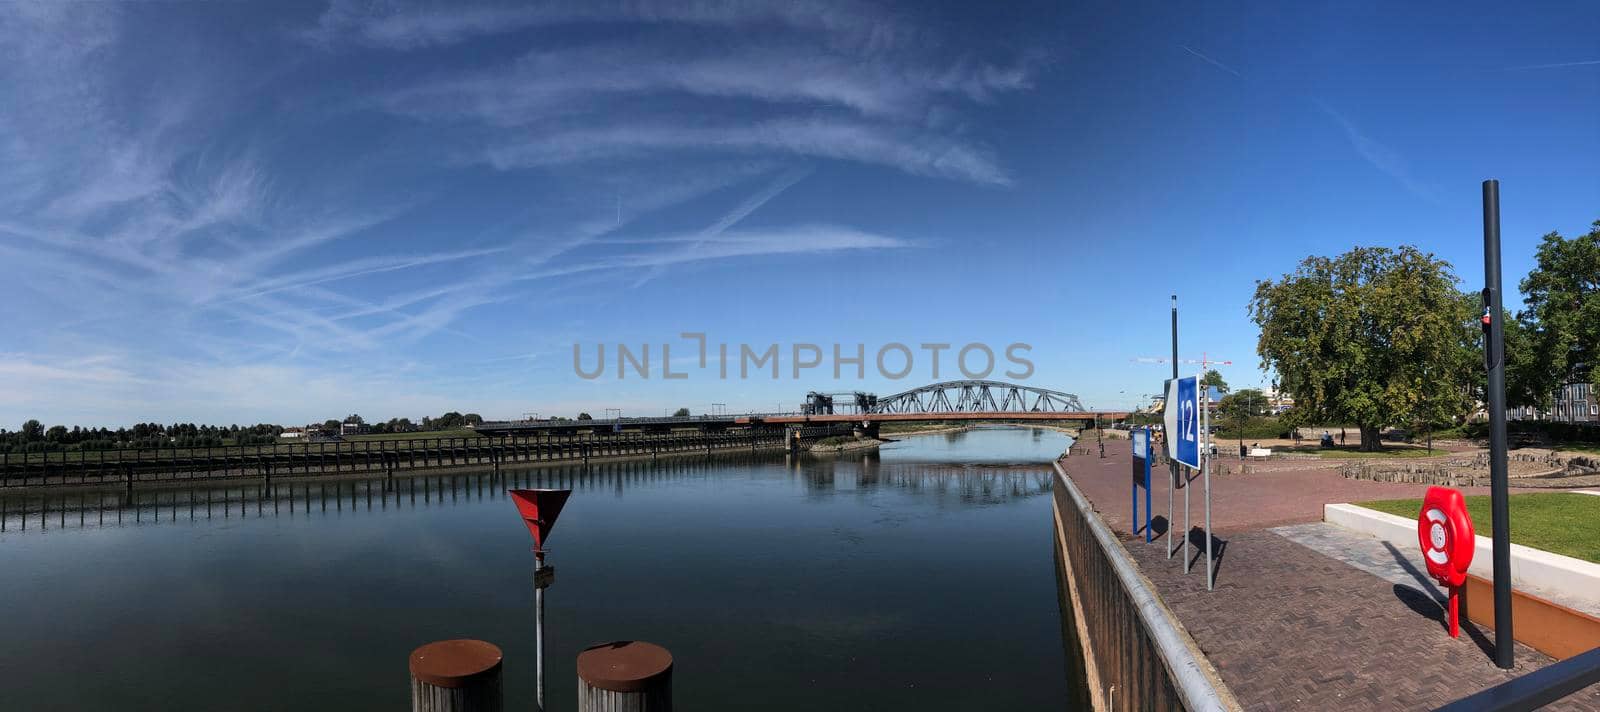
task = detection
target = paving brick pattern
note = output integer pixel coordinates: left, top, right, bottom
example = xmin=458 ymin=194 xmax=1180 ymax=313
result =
xmin=1059 ymin=442 xmax=1600 ymax=710
xmin=1119 ymin=527 xmax=1600 ymax=710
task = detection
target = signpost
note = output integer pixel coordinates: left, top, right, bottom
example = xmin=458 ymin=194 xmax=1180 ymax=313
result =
xmin=1131 ymin=428 xmax=1153 ymax=543
xmin=1164 ymin=375 xmax=1199 ymax=570
xmin=510 ymin=488 xmax=573 ymax=712
xmin=1165 ymin=375 xmax=1200 ymax=468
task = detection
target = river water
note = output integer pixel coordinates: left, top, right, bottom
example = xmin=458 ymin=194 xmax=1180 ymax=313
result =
xmin=0 ymin=427 xmax=1078 ymax=710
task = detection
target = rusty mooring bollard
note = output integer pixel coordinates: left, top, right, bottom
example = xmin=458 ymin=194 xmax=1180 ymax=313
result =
xmin=409 ymin=639 xmax=504 ymax=712
xmin=577 ymin=641 xmax=673 ymax=712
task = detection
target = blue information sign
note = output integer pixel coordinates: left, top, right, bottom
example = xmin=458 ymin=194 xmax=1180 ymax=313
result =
xmin=1164 ymin=375 xmax=1200 ymax=468
xmin=1131 ymin=428 xmax=1153 ymax=542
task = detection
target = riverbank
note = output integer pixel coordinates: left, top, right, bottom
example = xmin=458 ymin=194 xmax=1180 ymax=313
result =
xmin=0 ymin=430 xmax=821 ymax=495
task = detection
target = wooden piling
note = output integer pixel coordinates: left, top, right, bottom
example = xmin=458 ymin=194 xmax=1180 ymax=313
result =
xmin=577 ymin=641 xmax=672 ymax=712
xmin=409 ymin=639 xmax=503 ymax=712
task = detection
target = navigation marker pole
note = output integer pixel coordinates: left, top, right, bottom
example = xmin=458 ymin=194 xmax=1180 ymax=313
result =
xmin=510 ymin=489 xmax=573 ymax=711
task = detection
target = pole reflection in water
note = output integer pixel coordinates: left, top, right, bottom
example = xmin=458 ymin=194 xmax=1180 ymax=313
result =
xmin=0 ymin=426 xmax=1074 ymax=712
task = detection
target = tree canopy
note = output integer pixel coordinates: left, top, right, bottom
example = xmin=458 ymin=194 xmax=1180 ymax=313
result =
xmin=1200 ymin=369 xmax=1228 ymax=393
xmin=1250 ymin=245 xmax=1476 ymax=450
xmin=1514 ymin=221 xmax=1600 ymax=407
xmin=673 ymin=407 xmax=691 ymax=417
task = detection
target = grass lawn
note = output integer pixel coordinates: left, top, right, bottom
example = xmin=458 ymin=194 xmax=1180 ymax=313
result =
xmin=1356 ymin=492 xmax=1600 ymax=564
xmin=1551 ymin=443 xmax=1600 ymax=456
xmin=1277 ymin=445 xmax=1443 ymax=459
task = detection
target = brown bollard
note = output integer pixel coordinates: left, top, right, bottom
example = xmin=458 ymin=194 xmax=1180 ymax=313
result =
xmin=577 ymin=641 xmax=673 ymax=712
xmin=409 ymin=639 xmax=504 ymax=712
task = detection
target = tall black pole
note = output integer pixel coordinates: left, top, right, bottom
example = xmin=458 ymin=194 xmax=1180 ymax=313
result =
xmin=1482 ymin=179 xmax=1514 ymax=670
xmin=1167 ymin=295 xmax=1179 ymax=559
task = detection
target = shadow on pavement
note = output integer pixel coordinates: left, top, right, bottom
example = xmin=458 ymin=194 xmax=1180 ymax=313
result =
xmin=1391 ymin=583 xmax=1499 ymax=660
xmin=1186 ymin=527 xmax=1229 ymax=581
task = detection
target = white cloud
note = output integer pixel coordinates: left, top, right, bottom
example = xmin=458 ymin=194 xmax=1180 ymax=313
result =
xmin=383 ymin=42 xmax=1031 ymax=123
xmin=301 ymin=0 xmax=920 ymax=54
xmin=485 ymin=118 xmax=1011 ymax=185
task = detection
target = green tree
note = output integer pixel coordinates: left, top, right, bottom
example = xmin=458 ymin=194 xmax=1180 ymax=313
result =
xmin=673 ymin=407 xmax=691 ymax=417
xmin=322 ymin=419 xmax=341 ymax=432
xmin=1250 ymin=246 xmax=1475 ymax=450
xmin=1516 ymin=221 xmax=1600 ymax=404
xmin=20 ymin=419 xmax=43 ymax=442
xmin=1219 ymin=388 xmax=1267 ymax=420
xmin=344 ymin=414 xmax=364 ymax=425
xmin=577 ymin=412 xmax=593 ymax=420
xmin=1200 ymin=369 xmax=1229 ymax=393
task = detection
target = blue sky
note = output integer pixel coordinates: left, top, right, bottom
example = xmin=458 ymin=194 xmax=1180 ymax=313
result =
xmin=1 ymin=1 xmax=1597 ymax=426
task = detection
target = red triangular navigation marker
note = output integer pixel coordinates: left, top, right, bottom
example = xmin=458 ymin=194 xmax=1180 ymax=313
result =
xmin=509 ymin=489 xmax=572 ymax=554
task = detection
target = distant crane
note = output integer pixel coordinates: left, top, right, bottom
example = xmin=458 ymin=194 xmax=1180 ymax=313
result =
xmin=1130 ymin=352 xmax=1235 ymax=371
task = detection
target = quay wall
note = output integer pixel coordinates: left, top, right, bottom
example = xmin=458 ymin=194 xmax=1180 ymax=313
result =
xmin=0 ymin=426 xmax=851 ymax=492
xmin=1051 ymin=460 xmax=1239 ymax=711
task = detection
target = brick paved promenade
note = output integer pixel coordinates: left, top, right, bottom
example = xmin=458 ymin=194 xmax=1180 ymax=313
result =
xmin=1061 ymin=439 xmax=1600 ymax=710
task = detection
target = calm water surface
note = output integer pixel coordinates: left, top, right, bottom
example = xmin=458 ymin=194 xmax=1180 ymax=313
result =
xmin=0 ymin=427 xmax=1075 ymax=710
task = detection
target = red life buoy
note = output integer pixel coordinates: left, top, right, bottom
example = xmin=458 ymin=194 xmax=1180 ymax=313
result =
xmin=1417 ymin=486 xmax=1476 ymax=638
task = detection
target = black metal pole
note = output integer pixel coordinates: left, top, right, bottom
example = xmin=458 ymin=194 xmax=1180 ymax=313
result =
xmin=1167 ymin=295 xmax=1179 ymax=559
xmin=1482 ymin=179 xmax=1514 ymax=670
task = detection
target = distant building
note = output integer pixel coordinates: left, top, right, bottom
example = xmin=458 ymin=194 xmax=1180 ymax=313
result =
xmin=340 ymin=422 xmax=369 ymax=436
xmin=1263 ymin=387 xmax=1294 ymax=414
xmin=1508 ymin=383 xmax=1597 ymax=423
xmin=280 ymin=427 xmax=306 ymax=439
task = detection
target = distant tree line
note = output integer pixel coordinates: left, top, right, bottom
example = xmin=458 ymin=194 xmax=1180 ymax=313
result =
xmin=0 ymin=421 xmax=281 ymax=454
xmin=1 ymin=410 xmax=492 ymax=453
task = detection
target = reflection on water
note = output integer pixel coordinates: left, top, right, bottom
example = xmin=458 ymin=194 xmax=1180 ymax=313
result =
xmin=0 ymin=426 xmax=1072 ymax=712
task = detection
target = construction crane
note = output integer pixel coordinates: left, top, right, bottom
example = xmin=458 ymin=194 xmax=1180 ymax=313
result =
xmin=1130 ymin=352 xmax=1234 ymax=370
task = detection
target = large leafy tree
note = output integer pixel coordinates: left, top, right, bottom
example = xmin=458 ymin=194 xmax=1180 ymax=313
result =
xmin=1250 ymin=246 xmax=1475 ymax=450
xmin=1516 ymin=221 xmax=1600 ymax=404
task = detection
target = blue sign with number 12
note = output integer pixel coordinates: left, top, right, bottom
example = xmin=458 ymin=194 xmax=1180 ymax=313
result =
xmin=1174 ymin=375 xmax=1199 ymax=468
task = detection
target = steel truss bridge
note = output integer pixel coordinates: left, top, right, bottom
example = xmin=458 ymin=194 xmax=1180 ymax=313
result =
xmin=868 ymin=380 xmax=1084 ymax=414
xmin=474 ymin=380 xmax=1120 ymax=436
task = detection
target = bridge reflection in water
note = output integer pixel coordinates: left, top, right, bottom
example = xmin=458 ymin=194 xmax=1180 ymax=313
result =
xmin=0 ymin=452 xmax=1054 ymax=533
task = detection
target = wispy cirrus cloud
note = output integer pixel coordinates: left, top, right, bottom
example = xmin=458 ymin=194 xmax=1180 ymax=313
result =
xmin=483 ymin=118 xmax=1012 ymax=185
xmin=1504 ymin=59 xmax=1600 ymax=71
xmin=2 ymin=1 xmax=1032 ymax=424
xmin=382 ymin=42 xmax=1031 ymax=123
xmin=300 ymin=0 xmax=922 ymax=54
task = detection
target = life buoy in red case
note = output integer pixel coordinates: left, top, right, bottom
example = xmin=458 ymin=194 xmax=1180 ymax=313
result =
xmin=1417 ymin=486 xmax=1476 ymax=638
xmin=1417 ymin=486 xmax=1476 ymax=587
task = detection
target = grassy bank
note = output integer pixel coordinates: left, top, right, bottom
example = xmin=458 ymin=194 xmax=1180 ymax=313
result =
xmin=1356 ymin=493 xmax=1600 ymax=563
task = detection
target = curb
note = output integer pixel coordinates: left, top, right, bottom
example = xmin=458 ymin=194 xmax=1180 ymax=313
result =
xmin=1323 ymin=503 xmax=1600 ymax=613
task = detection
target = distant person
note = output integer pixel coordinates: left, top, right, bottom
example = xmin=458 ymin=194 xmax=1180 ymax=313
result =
xmin=1238 ymin=442 xmax=1247 ymax=458
xmin=1320 ymin=431 xmax=1334 ymax=448
xmin=1338 ymin=429 xmax=1346 ymax=445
